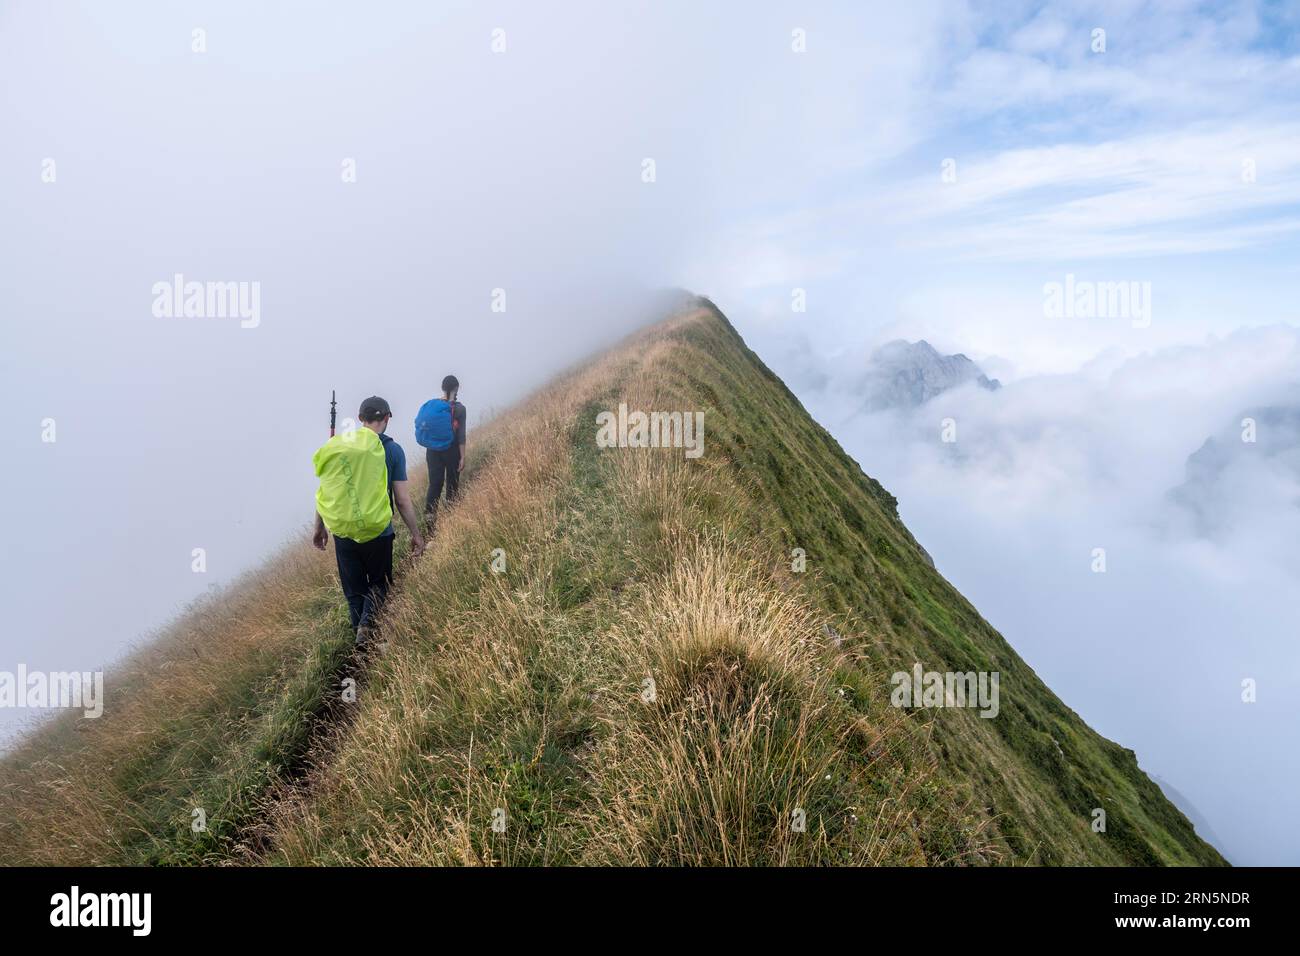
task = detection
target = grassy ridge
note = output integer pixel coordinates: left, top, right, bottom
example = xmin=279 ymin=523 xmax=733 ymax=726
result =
xmin=0 ymin=551 xmax=353 ymax=864
xmin=0 ymin=300 xmax=1224 ymax=866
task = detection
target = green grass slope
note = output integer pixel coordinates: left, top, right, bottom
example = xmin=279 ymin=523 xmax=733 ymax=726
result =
xmin=0 ymin=299 xmax=1224 ymax=866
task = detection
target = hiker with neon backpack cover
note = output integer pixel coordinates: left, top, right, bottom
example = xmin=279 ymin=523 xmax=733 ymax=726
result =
xmin=414 ymin=374 xmax=466 ymax=530
xmin=312 ymin=396 xmax=425 ymax=643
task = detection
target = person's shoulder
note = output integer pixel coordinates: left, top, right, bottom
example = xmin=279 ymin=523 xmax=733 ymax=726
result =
xmin=381 ymin=434 xmax=406 ymax=459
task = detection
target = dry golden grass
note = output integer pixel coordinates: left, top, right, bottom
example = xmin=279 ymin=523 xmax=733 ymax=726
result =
xmin=576 ymin=537 xmax=844 ymax=864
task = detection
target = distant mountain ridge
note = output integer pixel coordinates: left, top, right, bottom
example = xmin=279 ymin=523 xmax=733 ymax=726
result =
xmin=1170 ymin=403 xmax=1300 ymax=536
xmin=862 ymin=339 xmax=1001 ymax=411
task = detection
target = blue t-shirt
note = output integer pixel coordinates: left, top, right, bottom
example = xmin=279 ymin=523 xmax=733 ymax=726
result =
xmin=378 ymin=433 xmax=407 ymax=537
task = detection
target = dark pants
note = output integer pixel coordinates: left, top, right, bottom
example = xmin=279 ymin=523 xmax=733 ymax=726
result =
xmin=334 ymin=533 xmax=394 ymax=634
xmin=425 ymin=445 xmax=461 ymax=522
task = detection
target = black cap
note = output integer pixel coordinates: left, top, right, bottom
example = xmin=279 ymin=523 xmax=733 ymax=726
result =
xmin=358 ymin=396 xmax=392 ymax=422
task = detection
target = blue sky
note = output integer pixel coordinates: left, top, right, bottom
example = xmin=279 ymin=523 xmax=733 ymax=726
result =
xmin=687 ymin=1 xmax=1300 ymax=377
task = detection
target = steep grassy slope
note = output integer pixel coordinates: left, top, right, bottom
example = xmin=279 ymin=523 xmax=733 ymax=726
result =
xmin=0 ymin=300 xmax=1224 ymax=866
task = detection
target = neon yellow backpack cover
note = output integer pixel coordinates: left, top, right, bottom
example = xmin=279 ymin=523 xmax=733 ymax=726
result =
xmin=313 ymin=427 xmax=392 ymax=543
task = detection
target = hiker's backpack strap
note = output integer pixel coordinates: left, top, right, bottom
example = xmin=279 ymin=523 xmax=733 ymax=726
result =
xmin=379 ymin=433 xmax=396 ymax=512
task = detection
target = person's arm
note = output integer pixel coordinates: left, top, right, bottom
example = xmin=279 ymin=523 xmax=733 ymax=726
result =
xmin=392 ymin=480 xmax=426 ymax=556
xmin=312 ymin=511 xmax=328 ymax=550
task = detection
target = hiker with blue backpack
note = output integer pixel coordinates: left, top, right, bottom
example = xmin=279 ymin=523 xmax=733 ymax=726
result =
xmin=415 ymin=375 xmax=467 ymax=531
xmin=312 ymin=396 xmax=426 ymax=643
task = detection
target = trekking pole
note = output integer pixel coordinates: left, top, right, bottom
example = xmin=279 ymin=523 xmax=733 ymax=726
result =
xmin=329 ymin=390 xmax=337 ymax=437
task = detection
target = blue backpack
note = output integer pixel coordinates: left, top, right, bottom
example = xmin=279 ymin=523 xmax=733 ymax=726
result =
xmin=415 ymin=398 xmax=458 ymax=450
